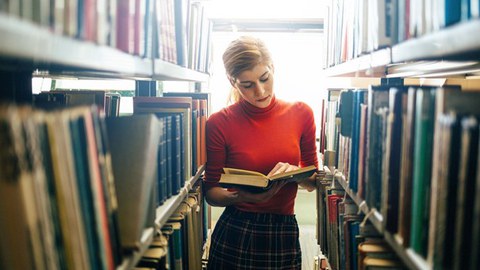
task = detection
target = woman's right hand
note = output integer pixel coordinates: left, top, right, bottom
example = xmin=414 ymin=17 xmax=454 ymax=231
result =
xmin=204 ymin=180 xmax=287 ymax=206
xmin=234 ymin=180 xmax=287 ymax=203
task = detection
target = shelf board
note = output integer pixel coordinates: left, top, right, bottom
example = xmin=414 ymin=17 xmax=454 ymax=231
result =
xmin=387 ymin=60 xmax=480 ymax=78
xmin=323 ymin=21 xmax=480 ymax=78
xmin=321 ymin=48 xmax=391 ymax=77
xmin=0 ymin=15 xmax=153 ymax=77
xmin=333 ymin=172 xmax=430 ymax=270
xmin=116 ymin=227 xmax=155 ymax=270
xmin=392 ymin=20 xmax=480 ymax=62
xmin=153 ymin=60 xmax=210 ymax=82
xmin=155 ymin=164 xmax=205 ymax=228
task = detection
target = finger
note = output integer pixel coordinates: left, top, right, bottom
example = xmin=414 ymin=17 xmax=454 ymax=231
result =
xmin=278 ymin=162 xmax=290 ymax=174
xmin=268 ymin=162 xmax=285 ymax=177
xmin=284 ymin=164 xmax=299 ymax=172
xmin=269 ymin=162 xmax=290 ymax=177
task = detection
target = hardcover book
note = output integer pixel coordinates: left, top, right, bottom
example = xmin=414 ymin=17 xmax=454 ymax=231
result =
xmin=218 ymin=165 xmax=317 ymax=192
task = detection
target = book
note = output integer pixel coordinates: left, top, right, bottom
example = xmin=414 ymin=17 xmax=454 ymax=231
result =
xmin=349 ymin=89 xmax=367 ymax=193
xmin=410 ymin=86 xmax=436 ymax=257
xmin=366 ymin=85 xmax=391 ymax=211
xmin=218 ymin=165 xmax=317 ymax=191
xmin=382 ymin=86 xmax=408 ymax=233
xmin=134 ymin=96 xmax=193 ymax=180
xmin=453 ymin=116 xmax=479 ymax=270
xmin=363 ymin=257 xmax=403 ymax=269
xmin=396 ymin=86 xmax=418 ymax=247
xmin=105 ymin=114 xmax=162 ymax=251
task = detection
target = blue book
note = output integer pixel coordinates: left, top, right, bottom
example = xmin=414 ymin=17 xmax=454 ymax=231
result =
xmin=445 ymin=0 xmax=462 ymax=26
xmin=349 ymin=89 xmax=367 ymax=193
xmin=349 ymin=221 xmax=361 ymax=270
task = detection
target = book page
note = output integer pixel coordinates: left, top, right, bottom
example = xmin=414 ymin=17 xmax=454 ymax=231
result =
xmin=223 ymin=168 xmax=268 ymax=177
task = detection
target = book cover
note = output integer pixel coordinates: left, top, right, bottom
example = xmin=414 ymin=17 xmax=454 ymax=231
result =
xmin=471 ymin=118 xmax=480 ymax=269
xmin=349 ymin=89 xmax=367 ymax=193
xmin=382 ymin=86 xmax=407 ymax=233
xmin=453 ymin=116 xmax=479 ymax=270
xmin=218 ymin=165 xmax=317 ymax=192
xmin=134 ymin=96 xmax=193 ymax=179
xmin=427 ymin=113 xmax=461 ymax=269
xmin=363 ymin=257 xmax=403 ymax=269
xmin=410 ymin=87 xmax=436 ymax=257
xmin=357 ymin=103 xmax=368 ymax=200
xmin=366 ymin=85 xmax=390 ymax=211
xmin=106 ymin=114 xmax=161 ymax=251
xmin=0 ymin=106 xmax=41 ymax=269
xmin=163 ymin=92 xmax=211 ymax=166
xmin=396 ymin=86 xmax=417 ymax=247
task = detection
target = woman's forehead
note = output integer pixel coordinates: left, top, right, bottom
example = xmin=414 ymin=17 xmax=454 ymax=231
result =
xmin=236 ymin=65 xmax=271 ymax=81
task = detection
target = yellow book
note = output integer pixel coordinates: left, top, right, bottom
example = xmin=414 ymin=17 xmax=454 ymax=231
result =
xmin=219 ymin=165 xmax=317 ymax=192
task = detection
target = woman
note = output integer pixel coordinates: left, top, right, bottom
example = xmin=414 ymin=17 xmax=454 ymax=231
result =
xmin=204 ymin=36 xmax=318 ymax=270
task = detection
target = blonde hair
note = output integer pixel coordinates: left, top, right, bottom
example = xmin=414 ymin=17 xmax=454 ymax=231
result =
xmin=222 ymin=36 xmax=273 ymax=104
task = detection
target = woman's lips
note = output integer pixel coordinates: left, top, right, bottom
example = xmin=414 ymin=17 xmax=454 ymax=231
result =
xmin=257 ymin=95 xmax=270 ymax=102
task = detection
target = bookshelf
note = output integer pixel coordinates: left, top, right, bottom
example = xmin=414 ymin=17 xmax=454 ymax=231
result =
xmin=323 ymin=20 xmax=480 ymax=79
xmin=0 ymin=0 xmax=211 ymax=269
xmin=155 ymin=165 xmax=205 ymax=228
xmin=116 ymin=228 xmax=155 ymax=270
xmin=334 ymin=172 xmax=429 ymax=270
xmin=320 ymin=1 xmax=480 ymax=270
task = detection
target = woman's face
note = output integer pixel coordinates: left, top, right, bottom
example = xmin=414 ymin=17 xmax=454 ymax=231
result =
xmin=233 ymin=64 xmax=274 ymax=108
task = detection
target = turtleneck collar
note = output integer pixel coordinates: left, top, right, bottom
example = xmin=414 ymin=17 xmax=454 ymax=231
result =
xmin=239 ymin=95 xmax=278 ymax=118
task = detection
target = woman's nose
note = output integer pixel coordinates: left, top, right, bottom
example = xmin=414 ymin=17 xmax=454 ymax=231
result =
xmin=254 ymin=82 xmax=265 ymax=96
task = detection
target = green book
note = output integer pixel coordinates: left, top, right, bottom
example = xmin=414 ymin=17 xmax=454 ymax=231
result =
xmin=410 ymin=87 xmax=436 ymax=256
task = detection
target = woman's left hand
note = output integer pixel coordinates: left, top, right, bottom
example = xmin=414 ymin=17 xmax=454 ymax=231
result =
xmin=269 ymin=162 xmax=317 ymax=192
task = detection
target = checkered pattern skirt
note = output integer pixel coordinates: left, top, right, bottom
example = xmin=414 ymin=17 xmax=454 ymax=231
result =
xmin=207 ymin=206 xmax=301 ymax=270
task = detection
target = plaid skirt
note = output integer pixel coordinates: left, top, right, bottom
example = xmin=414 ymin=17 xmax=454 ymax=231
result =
xmin=207 ymin=206 xmax=301 ymax=270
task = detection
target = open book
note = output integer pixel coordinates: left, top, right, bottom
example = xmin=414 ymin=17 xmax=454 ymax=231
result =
xmin=219 ymin=165 xmax=317 ymax=192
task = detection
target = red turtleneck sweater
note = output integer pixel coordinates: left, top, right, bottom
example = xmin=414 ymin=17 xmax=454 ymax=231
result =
xmin=204 ymin=96 xmax=318 ymax=215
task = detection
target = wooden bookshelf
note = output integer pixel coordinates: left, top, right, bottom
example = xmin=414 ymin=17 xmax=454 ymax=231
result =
xmin=323 ymin=20 xmax=480 ymax=79
xmin=117 ymin=227 xmax=155 ymax=270
xmin=0 ymin=14 xmax=211 ymax=82
xmin=0 ymin=15 xmax=152 ymax=77
xmin=0 ymin=0 xmax=211 ymax=267
xmin=334 ymin=173 xmax=429 ymax=270
xmin=320 ymin=2 xmax=480 ymax=268
xmin=155 ymin=164 xmax=205 ymax=229
xmin=321 ymin=48 xmax=391 ymax=78
xmin=117 ymin=161 xmax=202 ymax=270
xmin=153 ymin=60 xmax=210 ymax=82
xmin=391 ymin=20 xmax=480 ymax=63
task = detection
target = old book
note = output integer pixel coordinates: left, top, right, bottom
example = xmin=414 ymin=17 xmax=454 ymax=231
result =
xmin=349 ymin=89 xmax=367 ymax=193
xmin=218 ymin=165 xmax=317 ymax=192
xmin=471 ymin=120 xmax=480 ymax=270
xmin=358 ymin=241 xmax=396 ymax=270
xmin=134 ymin=96 xmax=193 ymax=181
xmin=363 ymin=257 xmax=403 ymax=269
xmin=453 ymin=116 xmax=479 ymax=270
xmin=427 ymin=113 xmax=460 ymax=269
xmin=410 ymin=87 xmax=436 ymax=257
xmin=357 ymin=103 xmax=368 ymax=200
xmin=106 ymin=114 xmax=161 ymax=251
xmin=396 ymin=86 xmax=417 ymax=247
xmin=366 ymin=85 xmax=391 ymax=211
xmin=163 ymin=92 xmax=211 ymax=167
xmin=382 ymin=86 xmax=407 ymax=234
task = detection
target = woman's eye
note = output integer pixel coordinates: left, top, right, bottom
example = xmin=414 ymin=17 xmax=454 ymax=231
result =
xmin=260 ymin=77 xmax=269 ymax=83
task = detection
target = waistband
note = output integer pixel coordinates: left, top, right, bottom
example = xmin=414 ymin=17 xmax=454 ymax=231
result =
xmin=224 ymin=206 xmax=297 ymax=223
